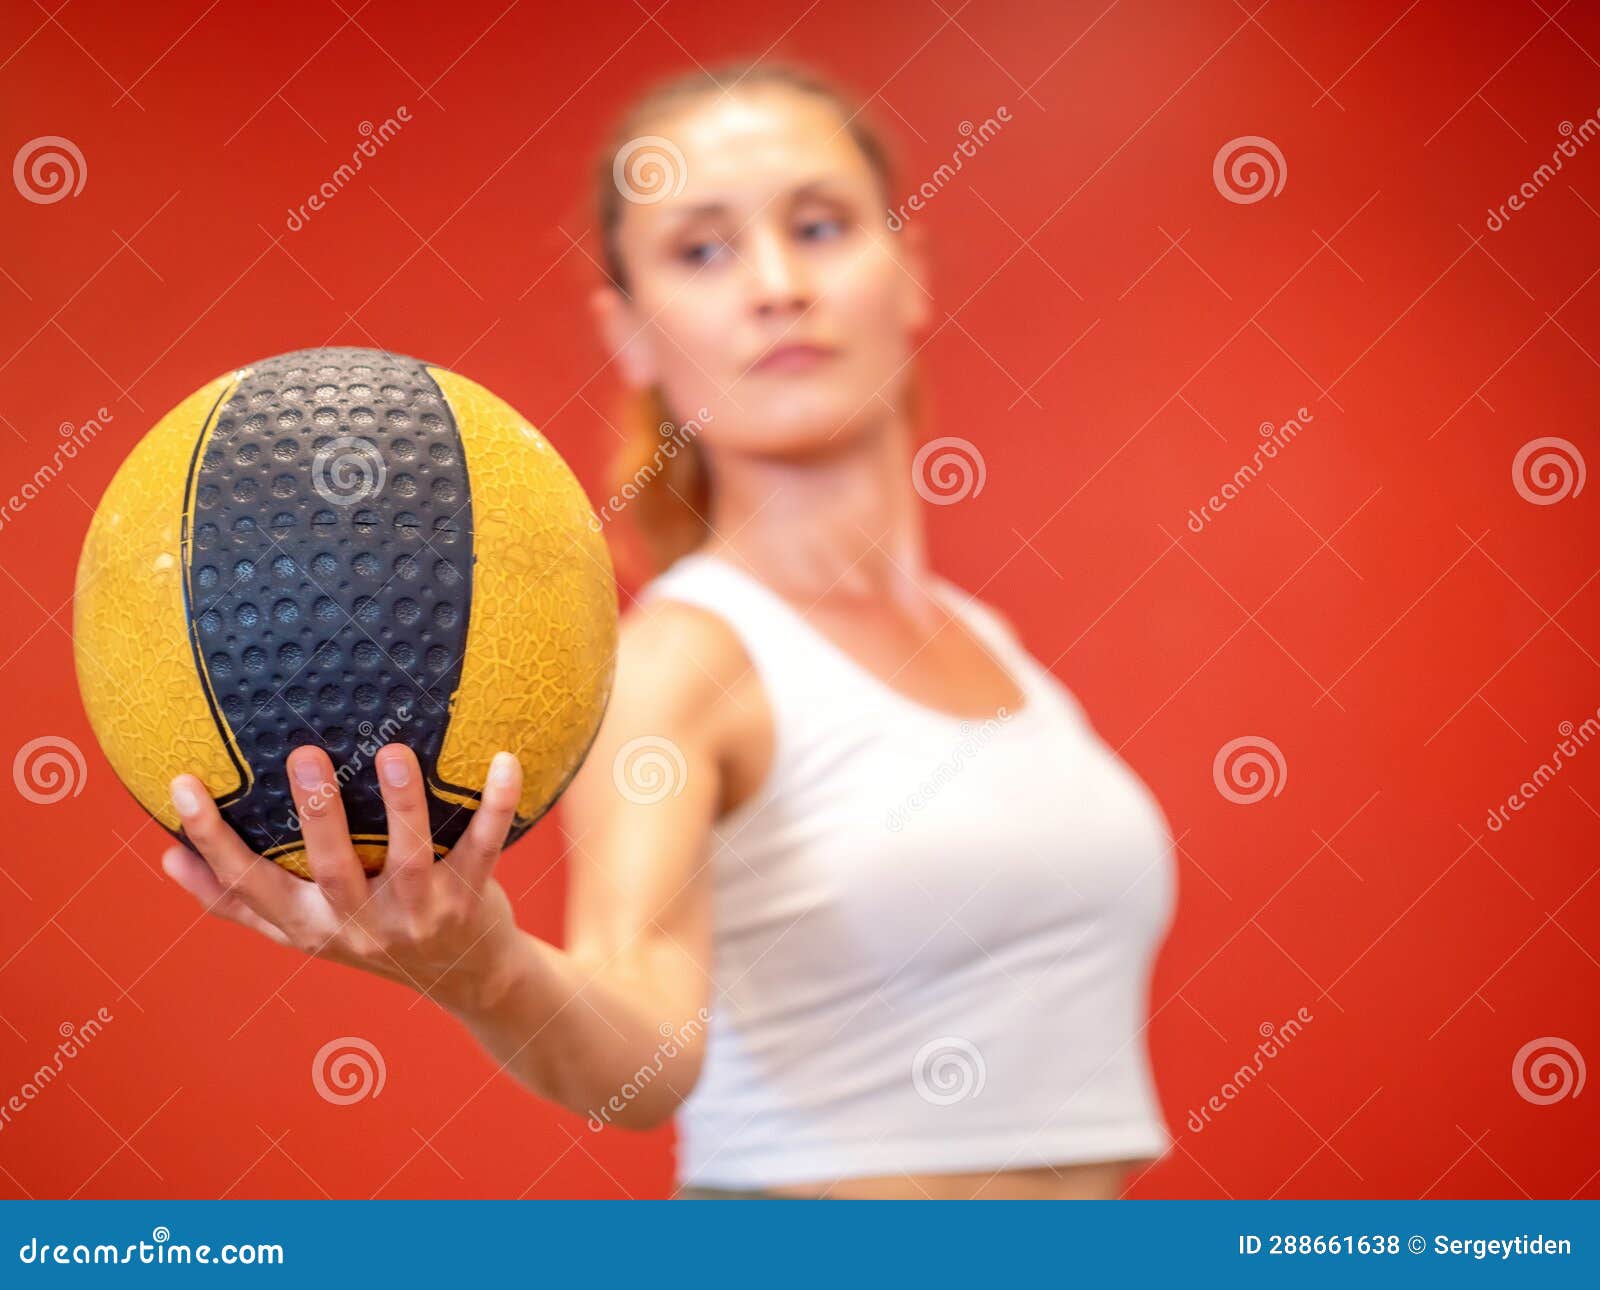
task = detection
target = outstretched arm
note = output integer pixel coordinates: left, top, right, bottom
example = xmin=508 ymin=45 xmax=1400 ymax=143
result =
xmin=162 ymin=598 xmax=728 ymax=1131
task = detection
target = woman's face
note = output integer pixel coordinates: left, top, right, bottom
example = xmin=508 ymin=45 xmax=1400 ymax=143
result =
xmin=596 ymin=85 xmax=928 ymax=457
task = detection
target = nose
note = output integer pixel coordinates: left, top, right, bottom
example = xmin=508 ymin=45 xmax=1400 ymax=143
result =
xmin=745 ymin=225 xmax=811 ymax=318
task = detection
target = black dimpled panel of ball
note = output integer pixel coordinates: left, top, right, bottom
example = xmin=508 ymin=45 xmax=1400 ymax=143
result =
xmin=181 ymin=347 xmax=476 ymax=860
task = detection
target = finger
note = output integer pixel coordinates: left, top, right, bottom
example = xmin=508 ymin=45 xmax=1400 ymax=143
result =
xmin=169 ymin=775 xmax=308 ymax=926
xmin=446 ymin=751 xmax=522 ymax=889
xmin=374 ymin=744 xmax=434 ymax=910
xmin=161 ymin=845 xmax=293 ymax=947
xmin=285 ymin=745 xmax=368 ymax=918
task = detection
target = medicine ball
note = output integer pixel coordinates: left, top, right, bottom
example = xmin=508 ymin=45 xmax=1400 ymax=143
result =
xmin=73 ymin=346 xmax=617 ymax=878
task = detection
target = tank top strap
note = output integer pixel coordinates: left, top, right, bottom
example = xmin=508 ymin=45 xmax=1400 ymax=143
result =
xmin=929 ymin=577 xmax=1036 ymax=679
xmin=637 ymin=553 xmax=867 ymax=717
xmin=930 ymin=576 xmax=1080 ymax=722
xmin=644 ymin=556 xmax=1062 ymax=722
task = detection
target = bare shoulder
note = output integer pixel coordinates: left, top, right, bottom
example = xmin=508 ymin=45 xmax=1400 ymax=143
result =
xmin=608 ymin=596 xmax=757 ymax=735
xmin=562 ymin=593 xmax=765 ymax=828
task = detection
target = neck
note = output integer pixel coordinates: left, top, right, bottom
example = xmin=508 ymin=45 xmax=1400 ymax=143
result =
xmin=699 ymin=414 xmax=928 ymax=602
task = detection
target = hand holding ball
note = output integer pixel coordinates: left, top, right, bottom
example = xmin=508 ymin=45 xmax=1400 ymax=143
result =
xmin=74 ymin=347 xmax=617 ymax=877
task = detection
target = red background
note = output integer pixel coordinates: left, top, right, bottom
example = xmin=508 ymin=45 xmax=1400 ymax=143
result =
xmin=2 ymin=0 xmax=1597 ymax=1199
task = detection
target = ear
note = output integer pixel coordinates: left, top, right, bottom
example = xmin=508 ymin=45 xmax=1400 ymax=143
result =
xmin=589 ymin=284 xmax=659 ymax=388
xmin=895 ymin=223 xmax=932 ymax=334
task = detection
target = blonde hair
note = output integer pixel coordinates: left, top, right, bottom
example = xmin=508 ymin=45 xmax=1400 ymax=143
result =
xmin=595 ymin=62 xmax=901 ymax=575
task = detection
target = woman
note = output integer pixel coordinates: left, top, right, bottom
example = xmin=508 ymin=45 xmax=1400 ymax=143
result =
xmin=162 ymin=63 xmax=1177 ymax=1200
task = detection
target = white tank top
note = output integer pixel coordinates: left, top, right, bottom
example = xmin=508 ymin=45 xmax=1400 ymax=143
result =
xmin=640 ymin=553 xmax=1176 ymax=1188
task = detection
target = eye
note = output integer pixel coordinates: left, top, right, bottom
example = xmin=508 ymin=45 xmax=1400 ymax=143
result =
xmin=796 ymin=215 xmax=846 ymax=242
xmin=678 ymin=237 xmax=727 ymax=267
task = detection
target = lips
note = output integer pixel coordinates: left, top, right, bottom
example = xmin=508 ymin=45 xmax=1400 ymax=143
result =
xmin=751 ymin=342 xmax=838 ymax=373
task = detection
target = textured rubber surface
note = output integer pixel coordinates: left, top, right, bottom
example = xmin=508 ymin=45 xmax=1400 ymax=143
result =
xmin=75 ymin=345 xmax=619 ymax=879
xmin=425 ymin=366 xmax=619 ymax=829
xmin=73 ymin=373 xmax=246 ymax=828
xmin=184 ymin=347 xmax=476 ymax=865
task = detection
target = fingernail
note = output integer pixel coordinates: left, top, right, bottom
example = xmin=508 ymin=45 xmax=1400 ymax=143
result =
xmin=291 ymin=756 xmax=324 ymax=790
xmin=379 ymin=753 xmax=410 ymax=788
xmin=170 ymin=778 xmax=202 ymax=816
xmin=488 ymin=751 xmax=517 ymax=789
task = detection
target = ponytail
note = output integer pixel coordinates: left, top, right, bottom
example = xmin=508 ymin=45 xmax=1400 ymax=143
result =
xmin=607 ymin=387 xmax=711 ymax=576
